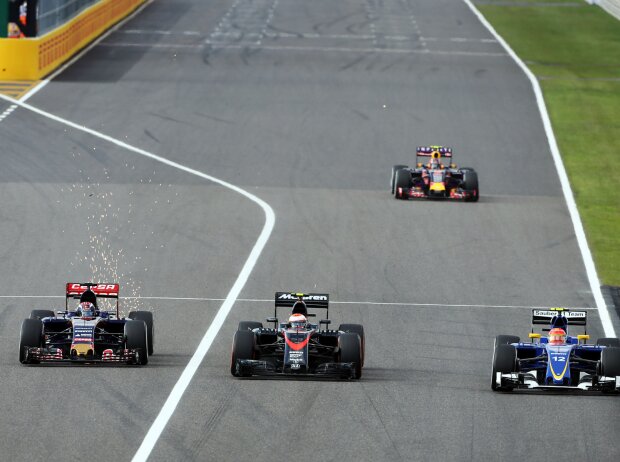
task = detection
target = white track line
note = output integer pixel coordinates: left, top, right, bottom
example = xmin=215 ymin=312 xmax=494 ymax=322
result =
xmin=0 ymin=95 xmax=276 ymax=462
xmin=463 ymin=0 xmax=616 ymax=338
xmin=0 ymin=294 xmax=597 ymax=311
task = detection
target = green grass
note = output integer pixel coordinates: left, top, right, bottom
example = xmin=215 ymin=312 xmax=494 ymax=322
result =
xmin=475 ymin=2 xmax=620 ymax=285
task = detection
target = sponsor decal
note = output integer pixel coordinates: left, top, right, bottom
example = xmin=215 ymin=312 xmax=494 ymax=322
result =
xmin=534 ymin=310 xmax=586 ymax=318
xmin=278 ymin=293 xmax=327 ymax=301
xmin=284 ymin=332 xmax=311 ymax=351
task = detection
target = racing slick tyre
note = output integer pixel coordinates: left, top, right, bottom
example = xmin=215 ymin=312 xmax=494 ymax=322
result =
xmin=599 ymin=347 xmax=620 ymax=377
xmin=339 ymin=324 xmax=365 ymax=367
xmin=231 ymin=330 xmax=255 ymax=377
xmin=391 ymin=164 xmax=408 ymax=194
xmin=339 ymin=333 xmax=362 ymax=379
xmin=128 ymin=311 xmax=154 ymax=356
xmin=494 ymin=335 xmax=520 ymax=346
xmin=394 ymin=169 xmax=411 ymax=199
xmin=597 ymin=338 xmax=620 ymax=348
xmin=125 ymin=320 xmax=148 ymax=365
xmin=491 ymin=344 xmax=516 ymax=391
xmin=20 ymin=318 xmax=43 ymax=364
xmin=238 ymin=321 xmax=263 ymax=332
xmin=461 ymin=168 xmax=479 ymax=202
xmin=29 ymin=310 xmax=55 ymax=320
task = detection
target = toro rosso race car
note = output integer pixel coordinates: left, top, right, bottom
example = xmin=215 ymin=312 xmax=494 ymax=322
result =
xmin=231 ymin=292 xmax=365 ymax=379
xmin=19 ymin=283 xmax=154 ymax=365
xmin=492 ymin=308 xmax=620 ymax=392
xmin=390 ymin=146 xmax=479 ymax=201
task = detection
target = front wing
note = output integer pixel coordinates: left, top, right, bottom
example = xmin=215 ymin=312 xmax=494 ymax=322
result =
xmin=22 ymin=347 xmax=144 ymax=365
xmin=234 ymin=359 xmax=358 ymax=379
xmin=494 ymin=372 xmax=620 ymax=393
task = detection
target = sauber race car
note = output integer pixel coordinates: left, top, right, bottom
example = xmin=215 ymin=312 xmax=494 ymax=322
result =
xmin=492 ymin=308 xmax=620 ymax=392
xmin=231 ymin=292 xmax=365 ymax=379
xmin=19 ymin=283 xmax=154 ymax=365
xmin=390 ymin=146 xmax=479 ymax=201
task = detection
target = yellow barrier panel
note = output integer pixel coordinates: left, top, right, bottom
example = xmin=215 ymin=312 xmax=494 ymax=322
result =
xmin=0 ymin=0 xmax=146 ymax=81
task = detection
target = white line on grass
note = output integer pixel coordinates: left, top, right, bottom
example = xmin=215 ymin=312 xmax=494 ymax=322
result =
xmin=0 ymin=93 xmax=276 ymax=461
xmin=462 ymin=0 xmax=616 ymax=338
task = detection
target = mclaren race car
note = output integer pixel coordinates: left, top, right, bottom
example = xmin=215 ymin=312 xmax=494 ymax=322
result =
xmin=19 ymin=283 xmax=154 ymax=365
xmin=390 ymin=146 xmax=479 ymax=201
xmin=492 ymin=308 xmax=620 ymax=392
xmin=231 ymin=292 xmax=365 ymax=379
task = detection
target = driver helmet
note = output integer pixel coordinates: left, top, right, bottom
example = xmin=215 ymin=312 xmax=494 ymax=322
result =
xmin=78 ymin=302 xmax=96 ymax=318
xmin=288 ymin=313 xmax=307 ymax=329
xmin=548 ymin=327 xmax=566 ymax=345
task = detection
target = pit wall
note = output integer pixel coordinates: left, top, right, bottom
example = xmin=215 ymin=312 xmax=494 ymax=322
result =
xmin=0 ymin=0 xmax=145 ymax=81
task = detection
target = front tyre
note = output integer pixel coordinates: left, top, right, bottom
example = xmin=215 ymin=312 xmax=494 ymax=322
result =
xmin=231 ymin=330 xmax=255 ymax=377
xmin=391 ymin=165 xmax=408 ymax=194
xmin=461 ymin=169 xmax=479 ymax=202
xmin=491 ymin=344 xmax=516 ymax=391
xmin=237 ymin=321 xmax=263 ymax=332
xmin=30 ymin=310 xmax=55 ymax=320
xmin=125 ymin=320 xmax=148 ymax=365
xmin=339 ymin=324 xmax=365 ymax=367
xmin=128 ymin=311 xmax=154 ymax=356
xmin=394 ymin=169 xmax=411 ymax=199
xmin=599 ymin=347 xmax=620 ymax=377
xmin=20 ymin=318 xmax=43 ymax=364
xmin=597 ymin=338 xmax=620 ymax=348
xmin=339 ymin=333 xmax=362 ymax=379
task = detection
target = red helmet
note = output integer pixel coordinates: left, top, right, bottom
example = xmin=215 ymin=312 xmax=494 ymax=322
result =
xmin=548 ymin=328 xmax=566 ymax=345
xmin=288 ymin=314 xmax=307 ymax=329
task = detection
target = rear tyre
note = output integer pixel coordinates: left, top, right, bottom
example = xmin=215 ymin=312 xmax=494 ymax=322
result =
xmin=128 ymin=311 xmax=154 ymax=356
xmin=20 ymin=318 xmax=43 ymax=364
xmin=600 ymin=347 xmax=620 ymax=377
xmin=461 ymin=169 xmax=479 ymax=202
xmin=491 ymin=344 xmax=516 ymax=391
xmin=231 ymin=330 xmax=255 ymax=377
xmin=29 ymin=310 xmax=55 ymax=320
xmin=391 ymin=164 xmax=408 ymax=194
xmin=394 ymin=169 xmax=411 ymax=199
xmin=339 ymin=324 xmax=365 ymax=367
xmin=339 ymin=333 xmax=362 ymax=379
xmin=238 ymin=321 xmax=263 ymax=332
xmin=125 ymin=320 xmax=148 ymax=365
xmin=597 ymin=338 xmax=620 ymax=348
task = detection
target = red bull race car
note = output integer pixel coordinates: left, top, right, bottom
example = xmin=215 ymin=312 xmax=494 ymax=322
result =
xmin=492 ymin=308 xmax=620 ymax=392
xmin=390 ymin=146 xmax=479 ymax=201
xmin=231 ymin=292 xmax=365 ymax=379
xmin=19 ymin=283 xmax=154 ymax=365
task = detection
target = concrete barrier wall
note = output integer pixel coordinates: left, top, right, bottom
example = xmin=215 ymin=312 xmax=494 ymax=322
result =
xmin=0 ymin=0 xmax=145 ymax=81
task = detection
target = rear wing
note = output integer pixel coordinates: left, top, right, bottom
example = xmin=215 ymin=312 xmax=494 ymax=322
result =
xmin=416 ymin=146 xmax=453 ymax=157
xmin=531 ymin=308 xmax=587 ymax=332
xmin=66 ymin=283 xmax=120 ymax=315
xmin=274 ymin=292 xmax=329 ymax=319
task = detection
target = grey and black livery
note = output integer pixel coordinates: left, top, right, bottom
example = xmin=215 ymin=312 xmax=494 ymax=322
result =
xmin=491 ymin=308 xmax=620 ymax=392
xmin=231 ymin=292 xmax=365 ymax=379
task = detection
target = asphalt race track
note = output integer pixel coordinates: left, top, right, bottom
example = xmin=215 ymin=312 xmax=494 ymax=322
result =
xmin=1 ymin=0 xmax=618 ymax=460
